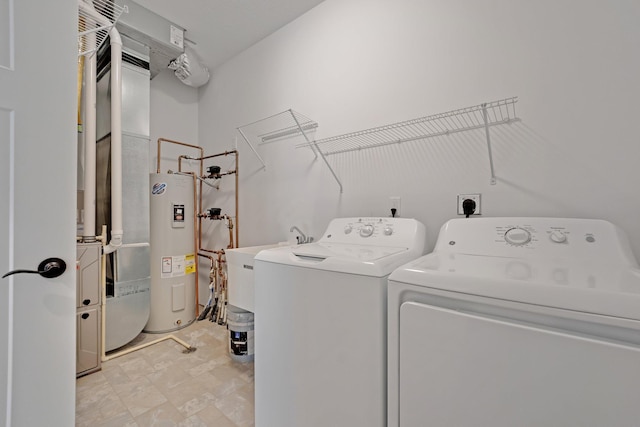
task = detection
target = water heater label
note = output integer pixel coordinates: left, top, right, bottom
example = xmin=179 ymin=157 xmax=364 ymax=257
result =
xmin=172 ymin=203 xmax=185 ymax=228
xmin=161 ymin=254 xmax=196 ymax=278
xmin=185 ymin=254 xmax=196 ymax=275
xmin=152 ymin=182 xmax=167 ymax=196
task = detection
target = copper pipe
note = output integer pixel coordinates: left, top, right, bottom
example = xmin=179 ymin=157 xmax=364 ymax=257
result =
xmin=198 ymin=182 xmax=203 ymax=251
xmin=190 ymin=173 xmax=200 ymax=314
xmin=194 ymin=150 xmax=238 ymax=161
xmin=235 ymin=151 xmax=239 ymax=247
xmin=227 ymin=217 xmax=234 ymax=249
xmin=192 ymin=150 xmax=240 ymax=248
xmin=197 ymin=252 xmax=216 ymax=262
xmin=197 ymin=252 xmax=216 ymax=316
xmin=156 ymin=138 xmax=203 ymax=174
xmin=199 ymin=247 xmax=224 ymax=255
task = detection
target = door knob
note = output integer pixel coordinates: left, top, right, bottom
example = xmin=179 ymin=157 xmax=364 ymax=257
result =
xmin=2 ymin=258 xmax=67 ymax=279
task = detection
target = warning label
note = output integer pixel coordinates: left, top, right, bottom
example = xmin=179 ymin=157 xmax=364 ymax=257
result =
xmin=185 ymin=254 xmax=196 ymax=275
xmin=161 ymin=253 xmax=196 ymax=278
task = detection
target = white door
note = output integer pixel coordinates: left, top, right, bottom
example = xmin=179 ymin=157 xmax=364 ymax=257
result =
xmin=1 ymin=0 xmax=77 ymax=425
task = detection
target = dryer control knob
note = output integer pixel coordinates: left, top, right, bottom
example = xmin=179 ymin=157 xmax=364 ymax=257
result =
xmin=344 ymin=225 xmax=353 ymax=234
xmin=383 ymin=226 xmax=393 ymax=236
xmin=549 ymin=230 xmax=567 ymax=243
xmin=504 ymin=227 xmax=531 ymax=246
xmin=359 ymin=224 xmax=374 ymax=237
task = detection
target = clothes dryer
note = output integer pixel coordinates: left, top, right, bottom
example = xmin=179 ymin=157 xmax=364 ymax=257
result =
xmin=388 ymin=217 xmax=640 ymax=427
xmin=254 ymin=217 xmax=426 ymax=427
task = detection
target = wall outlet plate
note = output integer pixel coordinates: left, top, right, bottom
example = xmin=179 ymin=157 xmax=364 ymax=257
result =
xmin=457 ymin=194 xmax=481 ymax=215
xmin=390 ymin=196 xmax=401 ymax=217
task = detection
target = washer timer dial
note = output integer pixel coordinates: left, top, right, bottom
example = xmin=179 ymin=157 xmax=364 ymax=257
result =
xmin=504 ymin=227 xmax=532 ymax=246
xmin=549 ymin=230 xmax=567 ymax=243
xmin=359 ymin=224 xmax=374 ymax=237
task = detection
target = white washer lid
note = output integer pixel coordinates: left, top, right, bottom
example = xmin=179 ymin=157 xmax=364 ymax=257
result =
xmin=389 ymin=253 xmax=640 ymax=321
xmin=255 ymin=242 xmax=413 ymax=277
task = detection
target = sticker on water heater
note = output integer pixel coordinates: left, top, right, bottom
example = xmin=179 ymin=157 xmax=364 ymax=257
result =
xmin=152 ymin=182 xmax=167 ymax=196
xmin=185 ymin=254 xmax=196 ymax=275
xmin=161 ymin=257 xmax=172 ymax=274
xmin=161 ymin=255 xmax=188 ymax=278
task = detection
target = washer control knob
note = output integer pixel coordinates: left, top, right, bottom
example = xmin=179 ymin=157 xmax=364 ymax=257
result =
xmin=383 ymin=226 xmax=393 ymax=236
xmin=359 ymin=224 xmax=374 ymax=237
xmin=549 ymin=230 xmax=567 ymax=243
xmin=504 ymin=227 xmax=531 ymax=246
xmin=344 ymin=225 xmax=353 ymax=234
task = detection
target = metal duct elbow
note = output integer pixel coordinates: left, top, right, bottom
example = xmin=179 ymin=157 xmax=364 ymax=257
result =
xmin=168 ymin=46 xmax=210 ymax=88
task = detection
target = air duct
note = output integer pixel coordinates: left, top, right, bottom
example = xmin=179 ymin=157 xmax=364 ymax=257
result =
xmin=168 ymin=46 xmax=210 ymax=88
xmin=113 ymin=0 xmax=186 ymax=78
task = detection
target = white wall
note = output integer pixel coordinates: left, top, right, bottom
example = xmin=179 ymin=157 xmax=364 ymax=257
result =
xmin=150 ymin=69 xmax=199 ymax=173
xmin=197 ymin=0 xmax=640 ymax=258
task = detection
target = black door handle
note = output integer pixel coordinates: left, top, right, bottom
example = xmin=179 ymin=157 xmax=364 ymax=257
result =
xmin=2 ymin=258 xmax=67 ymax=279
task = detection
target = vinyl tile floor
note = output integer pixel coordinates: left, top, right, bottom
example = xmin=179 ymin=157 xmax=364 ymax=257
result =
xmin=76 ymin=316 xmax=254 ymax=426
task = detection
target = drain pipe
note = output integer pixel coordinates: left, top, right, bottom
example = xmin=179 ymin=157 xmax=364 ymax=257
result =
xmin=103 ymin=26 xmax=123 ymax=254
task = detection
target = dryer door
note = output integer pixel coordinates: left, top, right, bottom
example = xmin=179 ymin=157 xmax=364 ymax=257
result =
xmin=398 ymin=302 xmax=640 ymax=427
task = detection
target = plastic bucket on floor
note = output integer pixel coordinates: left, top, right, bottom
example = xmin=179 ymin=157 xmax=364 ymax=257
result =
xmin=227 ymin=305 xmax=254 ymax=363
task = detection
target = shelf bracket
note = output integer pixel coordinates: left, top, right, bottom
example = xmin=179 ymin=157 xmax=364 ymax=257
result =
xmin=290 ymin=111 xmax=343 ymax=193
xmin=237 ymin=127 xmax=266 ymax=170
xmin=482 ymin=103 xmax=497 ymax=185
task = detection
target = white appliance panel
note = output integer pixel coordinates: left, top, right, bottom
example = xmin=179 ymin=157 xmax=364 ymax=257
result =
xmin=255 ymin=262 xmax=387 ymax=427
xmin=256 ymin=217 xmax=426 ymax=276
xmin=389 ymin=253 xmax=640 ymax=320
xmin=226 ymin=243 xmax=287 ymax=312
xmin=432 ymin=217 xmax=637 ymax=266
xmin=399 ymin=302 xmax=640 ymax=427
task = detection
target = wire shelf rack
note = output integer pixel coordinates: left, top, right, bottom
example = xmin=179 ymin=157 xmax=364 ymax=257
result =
xmin=78 ymin=0 xmax=127 ymax=58
xmin=237 ymin=109 xmax=343 ymax=193
xmin=297 ymin=97 xmax=519 ymax=185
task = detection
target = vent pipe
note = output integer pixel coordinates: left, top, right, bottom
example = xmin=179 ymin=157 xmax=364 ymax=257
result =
xmin=79 ymin=0 xmax=123 ymax=253
xmin=82 ymin=30 xmax=97 ymax=242
xmin=103 ymin=27 xmax=123 ymax=254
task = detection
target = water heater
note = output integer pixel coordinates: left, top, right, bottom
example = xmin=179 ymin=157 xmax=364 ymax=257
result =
xmin=147 ymin=173 xmax=197 ymax=332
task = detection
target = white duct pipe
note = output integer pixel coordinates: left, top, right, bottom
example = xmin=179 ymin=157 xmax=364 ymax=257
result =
xmin=103 ymin=27 xmax=123 ymax=254
xmin=78 ymin=0 xmax=124 ymax=254
xmin=82 ymin=31 xmax=97 ymax=241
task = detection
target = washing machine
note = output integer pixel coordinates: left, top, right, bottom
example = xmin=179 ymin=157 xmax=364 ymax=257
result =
xmin=388 ymin=217 xmax=640 ymax=427
xmin=254 ymin=217 xmax=426 ymax=427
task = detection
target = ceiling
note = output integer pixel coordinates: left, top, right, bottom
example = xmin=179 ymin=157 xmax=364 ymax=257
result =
xmin=133 ymin=0 xmax=326 ymax=72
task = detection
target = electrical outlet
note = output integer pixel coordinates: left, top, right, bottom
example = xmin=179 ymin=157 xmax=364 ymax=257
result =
xmin=457 ymin=194 xmax=481 ymax=215
xmin=390 ymin=196 xmax=401 ymax=217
